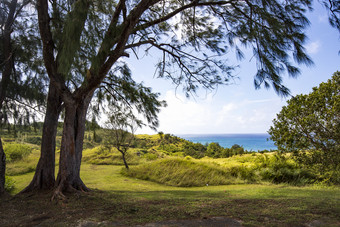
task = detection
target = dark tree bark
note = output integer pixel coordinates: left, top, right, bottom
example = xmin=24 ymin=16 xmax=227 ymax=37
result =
xmin=121 ymin=151 xmax=129 ymax=170
xmin=53 ymin=92 xmax=93 ymax=198
xmin=22 ymin=83 xmax=62 ymax=192
xmin=0 ymin=138 xmax=5 ymax=195
xmin=0 ymin=0 xmax=17 ymax=196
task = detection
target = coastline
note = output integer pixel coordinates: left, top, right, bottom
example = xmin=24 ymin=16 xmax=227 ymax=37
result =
xmin=178 ymin=133 xmax=276 ymax=151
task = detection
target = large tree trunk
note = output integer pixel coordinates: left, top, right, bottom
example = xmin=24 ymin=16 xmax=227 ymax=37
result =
xmin=0 ymin=138 xmax=6 ymax=195
xmin=22 ymin=84 xmax=62 ymax=192
xmin=0 ymin=0 xmax=17 ymax=196
xmin=53 ymin=92 xmax=93 ymax=197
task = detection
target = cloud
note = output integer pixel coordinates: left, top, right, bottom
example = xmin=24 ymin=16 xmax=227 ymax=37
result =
xmin=306 ymin=41 xmax=321 ymax=54
xmin=137 ymin=90 xmax=285 ymax=134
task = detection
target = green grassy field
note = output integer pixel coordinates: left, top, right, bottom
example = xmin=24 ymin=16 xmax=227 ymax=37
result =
xmin=2 ymin=163 xmax=339 ymax=226
xmin=1 ymin=134 xmax=340 ymax=226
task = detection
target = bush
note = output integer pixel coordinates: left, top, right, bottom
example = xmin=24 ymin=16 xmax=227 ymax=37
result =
xmin=4 ymin=143 xmax=32 ymax=162
xmin=269 ymin=72 xmax=340 ymax=171
xmin=24 ymin=136 xmax=42 ymax=145
xmin=5 ymin=176 xmax=15 ymax=193
xmin=255 ymin=154 xmax=317 ymax=185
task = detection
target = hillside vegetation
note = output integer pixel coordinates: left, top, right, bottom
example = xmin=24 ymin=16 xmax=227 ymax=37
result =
xmin=1 ymin=122 xmax=338 ymax=194
xmin=1 ymin=123 xmax=340 ymax=226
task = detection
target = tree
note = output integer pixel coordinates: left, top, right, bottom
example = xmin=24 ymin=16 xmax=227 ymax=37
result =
xmin=206 ymin=142 xmax=223 ymax=158
xmin=269 ymin=72 xmax=340 ymax=171
xmin=104 ymin=109 xmax=141 ymax=170
xmin=35 ymin=0 xmax=321 ymax=196
xmin=0 ymin=0 xmax=47 ymax=195
xmin=322 ymin=0 xmax=340 ymax=35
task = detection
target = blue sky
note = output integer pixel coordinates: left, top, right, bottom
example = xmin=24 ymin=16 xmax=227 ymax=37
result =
xmin=128 ymin=2 xmax=340 ymax=135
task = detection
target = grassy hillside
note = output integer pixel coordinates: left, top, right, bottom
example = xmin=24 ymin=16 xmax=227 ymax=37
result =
xmin=1 ymin=125 xmax=340 ymax=226
xmin=3 ymin=163 xmax=340 ymax=226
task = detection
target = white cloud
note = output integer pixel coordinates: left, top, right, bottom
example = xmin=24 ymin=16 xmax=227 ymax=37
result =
xmin=306 ymin=41 xmax=321 ymax=54
xmin=137 ymin=90 xmax=285 ymax=135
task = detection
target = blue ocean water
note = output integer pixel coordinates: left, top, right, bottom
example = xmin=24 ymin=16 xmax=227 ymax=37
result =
xmin=178 ymin=133 xmax=276 ymax=151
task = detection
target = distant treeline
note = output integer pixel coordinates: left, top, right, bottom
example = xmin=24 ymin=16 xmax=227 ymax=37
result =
xmin=1 ymin=122 xmax=273 ymax=159
xmin=133 ymin=133 xmax=274 ymax=159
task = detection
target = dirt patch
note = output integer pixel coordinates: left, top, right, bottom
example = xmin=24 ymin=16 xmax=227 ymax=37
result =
xmin=137 ymin=217 xmax=242 ymax=227
xmin=77 ymin=217 xmax=242 ymax=227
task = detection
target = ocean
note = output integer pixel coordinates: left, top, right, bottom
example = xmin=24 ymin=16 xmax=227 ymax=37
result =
xmin=178 ymin=133 xmax=277 ymax=151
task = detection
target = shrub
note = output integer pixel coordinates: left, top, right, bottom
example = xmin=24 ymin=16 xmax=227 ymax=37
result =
xmin=255 ymin=154 xmax=317 ymax=185
xmin=24 ymin=136 xmax=42 ymax=145
xmin=269 ymin=72 xmax=340 ymax=172
xmin=4 ymin=143 xmax=32 ymax=162
xmin=5 ymin=176 xmax=15 ymax=193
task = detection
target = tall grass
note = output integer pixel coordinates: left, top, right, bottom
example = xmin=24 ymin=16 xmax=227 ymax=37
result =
xmin=82 ymin=146 xmax=142 ymax=165
xmin=122 ymin=158 xmax=244 ymax=187
xmin=123 ymin=154 xmax=323 ymax=187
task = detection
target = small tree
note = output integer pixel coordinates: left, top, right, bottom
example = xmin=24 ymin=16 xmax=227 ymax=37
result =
xmin=104 ymin=109 xmax=142 ymax=170
xmin=206 ymin=142 xmax=223 ymax=158
xmin=269 ymin=72 xmax=340 ymax=171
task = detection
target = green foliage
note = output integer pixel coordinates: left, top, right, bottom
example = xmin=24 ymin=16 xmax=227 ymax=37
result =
xmin=254 ymin=154 xmax=317 ymax=185
xmin=82 ymin=146 xmax=141 ymax=166
xmin=3 ymin=143 xmax=32 ymax=162
xmin=4 ymin=176 xmax=15 ymax=193
xmin=5 ymin=144 xmax=40 ymax=176
xmin=182 ymin=141 xmax=206 ymax=158
xmin=269 ymin=72 xmax=340 ymax=171
xmin=206 ymin=142 xmax=224 ymax=158
xmin=122 ymin=158 xmax=241 ymax=187
xmin=24 ymin=136 xmax=42 ymax=145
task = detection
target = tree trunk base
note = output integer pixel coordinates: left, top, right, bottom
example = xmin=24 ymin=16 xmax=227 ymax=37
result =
xmin=0 ymin=137 xmax=6 ymax=196
xmin=51 ymin=178 xmax=90 ymax=201
xmin=21 ymin=164 xmax=55 ymax=193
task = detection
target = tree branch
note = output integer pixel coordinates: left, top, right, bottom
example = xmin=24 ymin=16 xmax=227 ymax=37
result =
xmin=133 ymin=0 xmax=234 ymax=33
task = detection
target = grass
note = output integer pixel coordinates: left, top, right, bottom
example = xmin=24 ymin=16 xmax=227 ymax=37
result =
xmin=3 ymin=164 xmax=340 ymax=226
xmin=122 ymin=157 xmax=245 ymax=186
xmin=2 ymin=141 xmax=340 ymax=226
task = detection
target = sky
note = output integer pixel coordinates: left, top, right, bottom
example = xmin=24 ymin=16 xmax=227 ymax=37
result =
xmin=127 ymin=2 xmax=340 ymax=135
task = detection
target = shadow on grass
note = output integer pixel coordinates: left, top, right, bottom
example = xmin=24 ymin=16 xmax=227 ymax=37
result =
xmin=1 ymin=187 xmax=339 ymax=227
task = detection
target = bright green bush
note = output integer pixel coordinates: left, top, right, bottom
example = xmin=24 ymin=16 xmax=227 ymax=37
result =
xmin=5 ymin=176 xmax=15 ymax=193
xmin=269 ymin=72 xmax=340 ymax=172
xmin=4 ymin=143 xmax=33 ymax=162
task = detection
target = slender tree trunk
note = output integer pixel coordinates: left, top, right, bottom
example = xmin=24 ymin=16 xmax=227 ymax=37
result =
xmin=122 ymin=152 xmax=129 ymax=170
xmin=53 ymin=92 xmax=93 ymax=197
xmin=22 ymin=84 xmax=62 ymax=192
xmin=0 ymin=137 xmax=6 ymax=195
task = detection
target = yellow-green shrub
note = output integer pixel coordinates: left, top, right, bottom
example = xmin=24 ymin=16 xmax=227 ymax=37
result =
xmin=3 ymin=143 xmax=32 ymax=162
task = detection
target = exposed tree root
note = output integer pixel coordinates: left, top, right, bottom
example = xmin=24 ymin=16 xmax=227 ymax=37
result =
xmin=51 ymin=179 xmax=90 ymax=201
xmin=51 ymin=188 xmax=66 ymax=202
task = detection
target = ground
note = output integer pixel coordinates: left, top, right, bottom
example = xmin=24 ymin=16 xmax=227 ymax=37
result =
xmin=1 ymin=164 xmax=340 ymax=226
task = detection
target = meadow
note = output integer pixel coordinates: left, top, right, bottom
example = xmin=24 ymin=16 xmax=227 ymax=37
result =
xmin=1 ymin=127 xmax=340 ymax=226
